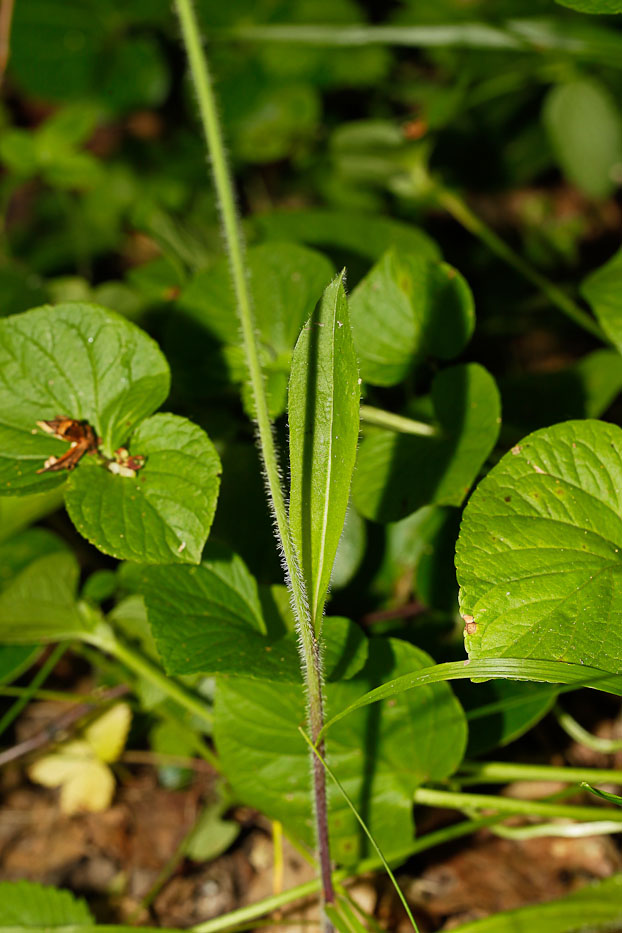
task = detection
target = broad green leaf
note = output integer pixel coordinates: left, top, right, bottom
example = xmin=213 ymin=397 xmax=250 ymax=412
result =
xmin=353 ymin=364 xmax=500 ymax=522
xmin=289 ymin=273 xmax=360 ymax=625
xmin=556 ymin=0 xmax=622 ymax=11
xmin=0 ymin=527 xmax=68 ymax=586
xmin=0 ymin=530 xmax=88 ymax=643
xmin=64 ymin=413 xmax=221 ymax=564
xmin=543 ymin=80 xmax=622 ymax=199
xmin=137 ymin=544 xmax=301 ymax=681
xmin=0 ymin=488 xmax=64 ymax=543
xmin=450 ymin=873 xmax=622 ymax=933
xmin=581 ymin=250 xmax=622 ymax=354
xmin=0 ymin=645 xmax=41 ymax=685
xmin=214 ymin=638 xmax=467 ymax=865
xmin=456 ymin=420 xmax=622 ymax=674
xmin=350 ymin=250 xmax=474 ymax=386
xmin=249 ymin=208 xmax=440 ymax=264
xmin=0 ymin=552 xmax=89 ymax=643
xmin=0 ymin=303 xmax=170 ymax=495
xmin=141 ymin=545 xmax=290 ymax=678
xmin=321 ymin=659 xmax=622 ymax=737
xmin=322 ymin=617 xmax=369 ymax=682
xmin=134 ymin=543 xmax=366 ymax=682
xmin=179 ymin=243 xmax=334 ymax=416
xmin=0 ymin=881 xmax=93 ymax=927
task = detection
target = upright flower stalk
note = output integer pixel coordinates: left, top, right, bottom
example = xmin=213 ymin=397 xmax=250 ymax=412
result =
xmin=173 ymin=0 xmax=335 ymax=926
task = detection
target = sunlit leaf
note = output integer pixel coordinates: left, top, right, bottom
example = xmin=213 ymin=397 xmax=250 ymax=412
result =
xmin=289 ymin=273 xmax=360 ymax=624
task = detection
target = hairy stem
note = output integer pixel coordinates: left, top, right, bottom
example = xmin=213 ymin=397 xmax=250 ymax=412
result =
xmin=173 ymin=0 xmax=334 ymax=924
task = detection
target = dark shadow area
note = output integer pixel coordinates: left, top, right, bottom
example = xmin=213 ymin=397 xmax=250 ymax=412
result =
xmin=375 ymin=365 xmax=469 ymax=522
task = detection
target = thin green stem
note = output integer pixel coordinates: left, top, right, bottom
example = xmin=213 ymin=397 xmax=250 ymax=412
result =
xmin=87 ymin=624 xmax=213 ymax=730
xmin=488 ymin=819 xmax=622 ymax=840
xmin=0 ymin=643 xmax=67 ymax=739
xmin=414 ymin=786 xmax=622 ymax=822
xmin=555 ymin=703 xmax=622 ymax=753
xmin=359 ymin=405 xmax=437 ymax=437
xmin=435 ymin=187 xmax=607 ymax=342
xmin=173 ymin=1 xmax=334 ymax=925
xmin=458 ymin=760 xmax=622 ymax=786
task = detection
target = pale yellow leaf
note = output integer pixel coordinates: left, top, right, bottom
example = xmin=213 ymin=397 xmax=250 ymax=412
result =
xmin=27 ymin=703 xmax=131 ymax=814
xmin=28 ymin=741 xmax=92 ymax=787
xmin=84 ymin=702 xmax=132 ymax=763
xmin=59 ymin=759 xmax=115 ymax=814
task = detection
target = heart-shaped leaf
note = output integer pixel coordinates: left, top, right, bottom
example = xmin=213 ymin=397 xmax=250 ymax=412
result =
xmin=456 ymin=420 xmax=622 ymax=674
xmin=0 ymin=303 xmax=169 ymax=494
xmin=350 ymin=250 xmax=474 ymax=386
xmin=64 ymin=413 xmax=220 ymax=564
xmin=353 ymin=364 xmax=500 ymax=522
xmin=0 ymin=304 xmax=220 ymax=564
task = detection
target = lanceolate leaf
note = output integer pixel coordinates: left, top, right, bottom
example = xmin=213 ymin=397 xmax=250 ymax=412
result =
xmin=288 ymin=272 xmax=360 ymax=626
xmin=350 ymin=249 xmax=474 ymax=386
xmin=353 ymin=364 xmax=500 ymax=522
xmin=65 ymin=414 xmax=221 ymax=564
xmin=456 ymin=420 xmax=622 ymax=674
xmin=320 ymin=658 xmax=622 ymax=737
